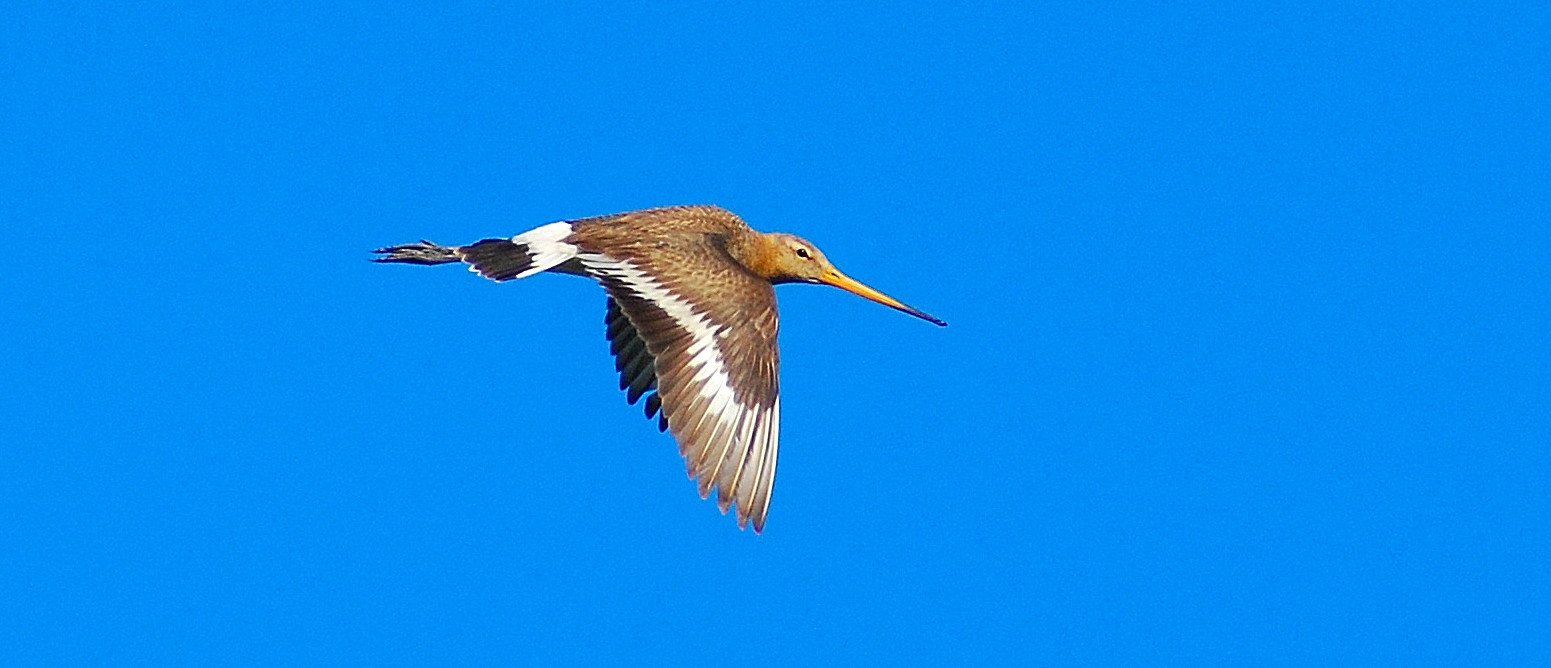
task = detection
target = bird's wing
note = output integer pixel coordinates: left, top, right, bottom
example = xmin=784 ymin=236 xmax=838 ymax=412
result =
xmin=605 ymin=296 xmax=665 ymax=430
xmin=583 ymin=244 xmax=781 ymax=533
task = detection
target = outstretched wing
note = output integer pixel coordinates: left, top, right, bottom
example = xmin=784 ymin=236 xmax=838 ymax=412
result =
xmin=585 ymin=244 xmax=781 ymax=533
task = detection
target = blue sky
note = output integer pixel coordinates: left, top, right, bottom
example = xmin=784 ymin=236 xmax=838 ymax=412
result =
xmin=2 ymin=2 xmax=1547 ymax=664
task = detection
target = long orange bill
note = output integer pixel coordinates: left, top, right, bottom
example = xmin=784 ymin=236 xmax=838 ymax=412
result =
xmin=820 ymin=269 xmax=947 ymax=326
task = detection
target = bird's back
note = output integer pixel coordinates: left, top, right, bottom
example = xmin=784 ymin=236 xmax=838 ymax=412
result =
xmin=567 ymin=205 xmax=753 ymax=250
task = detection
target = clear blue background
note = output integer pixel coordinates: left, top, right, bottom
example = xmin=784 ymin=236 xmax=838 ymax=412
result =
xmin=2 ymin=2 xmax=1546 ymax=664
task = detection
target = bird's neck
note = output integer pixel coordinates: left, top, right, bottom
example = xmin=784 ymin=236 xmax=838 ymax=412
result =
xmin=727 ymin=232 xmax=788 ymax=282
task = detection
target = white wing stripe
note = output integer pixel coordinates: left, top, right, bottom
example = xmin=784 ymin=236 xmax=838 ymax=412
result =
xmin=577 ymin=253 xmax=742 ymax=412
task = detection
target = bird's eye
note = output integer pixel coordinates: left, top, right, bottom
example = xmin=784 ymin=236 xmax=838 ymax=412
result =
xmin=796 ymin=247 xmax=811 ymax=259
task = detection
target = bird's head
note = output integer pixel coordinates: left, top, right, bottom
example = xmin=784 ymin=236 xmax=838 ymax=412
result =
xmin=756 ymin=233 xmax=946 ymax=326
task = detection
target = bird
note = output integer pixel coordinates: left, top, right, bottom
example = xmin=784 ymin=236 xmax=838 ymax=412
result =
xmin=373 ymin=205 xmax=945 ymax=532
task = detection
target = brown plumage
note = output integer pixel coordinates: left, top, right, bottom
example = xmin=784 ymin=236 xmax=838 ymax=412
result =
xmin=374 ymin=205 xmax=944 ymax=533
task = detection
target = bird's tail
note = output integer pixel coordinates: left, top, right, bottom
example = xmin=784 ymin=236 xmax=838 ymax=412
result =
xmin=372 ymin=241 xmax=461 ymax=265
xmin=372 ymin=221 xmax=579 ymax=282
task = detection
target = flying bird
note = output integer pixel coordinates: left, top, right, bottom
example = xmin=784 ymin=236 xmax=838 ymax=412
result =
xmin=373 ymin=205 xmax=944 ymax=532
